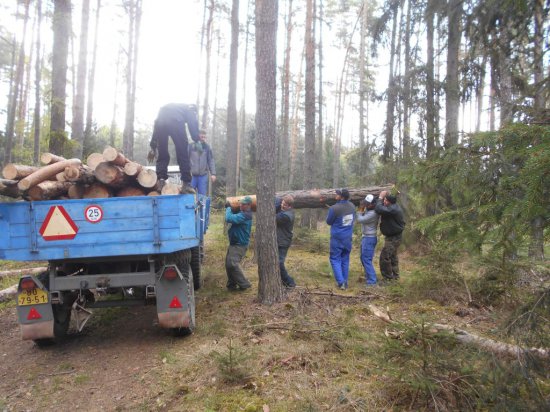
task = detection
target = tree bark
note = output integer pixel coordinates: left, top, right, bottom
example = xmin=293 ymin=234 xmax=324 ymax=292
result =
xmin=2 ymin=164 xmax=39 ymax=180
xmin=383 ymin=0 xmax=400 ymax=162
xmin=49 ymin=0 xmax=71 ymax=156
xmin=71 ymin=0 xmax=90 ymax=158
xmin=201 ymin=0 xmax=214 ymax=129
xmin=40 ymin=152 xmax=66 ymax=165
xmin=402 ymin=0 xmax=412 ymax=161
xmin=83 ymin=183 xmax=112 ymax=199
xmin=84 ymin=0 xmax=101 ymax=144
xmin=86 ymin=152 xmax=104 ymax=170
xmin=255 ymin=0 xmax=283 ymax=304
xmin=27 ymin=181 xmax=72 ymax=200
xmin=279 ymin=0 xmax=293 ymax=190
xmin=94 ymin=162 xmax=132 ymax=188
xmin=17 ymin=159 xmax=82 ymax=191
xmin=444 ymin=0 xmax=461 ymax=148
xmin=63 ymin=165 xmax=95 ymax=184
xmin=425 ymin=0 xmax=435 ymax=157
xmin=226 ymin=0 xmax=240 ymax=197
xmin=32 ymin=0 xmax=43 ymax=165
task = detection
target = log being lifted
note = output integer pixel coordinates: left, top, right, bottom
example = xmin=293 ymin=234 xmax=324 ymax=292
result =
xmin=17 ymin=159 xmax=81 ymax=191
xmin=94 ymin=162 xmax=132 ymax=188
xmin=86 ymin=152 xmax=104 ymax=170
xmin=103 ymin=146 xmax=129 ymax=166
xmin=226 ymin=185 xmax=394 ymax=211
xmin=40 ymin=152 xmax=66 ymax=165
xmin=2 ymin=164 xmax=39 ymax=180
xmin=27 ymin=181 xmax=72 ymax=201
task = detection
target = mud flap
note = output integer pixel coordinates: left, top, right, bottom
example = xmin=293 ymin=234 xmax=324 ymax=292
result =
xmin=17 ymin=304 xmax=54 ymax=340
xmin=156 ymin=271 xmax=195 ymax=329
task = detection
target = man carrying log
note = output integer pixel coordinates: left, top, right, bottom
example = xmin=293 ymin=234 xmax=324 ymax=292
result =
xmin=375 ymin=190 xmax=406 ymax=281
xmin=276 ymin=195 xmax=296 ymax=288
xmin=326 ymin=188 xmax=356 ymax=290
xmin=147 ymin=103 xmax=200 ymax=190
xmin=225 ymin=196 xmax=254 ymax=291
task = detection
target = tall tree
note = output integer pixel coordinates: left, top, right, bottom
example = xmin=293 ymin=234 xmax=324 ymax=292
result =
xmin=226 ymin=0 xmax=240 ymax=196
xmin=425 ymin=0 xmax=436 ymax=157
xmin=255 ymin=0 xmax=283 ymax=304
xmin=302 ymin=0 xmax=316 ymax=228
xmin=444 ymin=0 xmax=461 ymax=148
xmin=402 ymin=0 xmax=412 ymax=161
xmin=317 ymin=0 xmax=324 ymax=184
xmin=71 ymin=0 xmax=91 ymax=158
xmin=238 ymin=0 xmax=252 ymax=190
xmin=84 ymin=0 xmax=101 ymax=145
xmin=32 ymin=0 xmax=43 ymax=165
xmin=109 ymin=50 xmax=121 ymax=147
xmin=201 ymin=0 xmax=214 ymax=129
xmin=49 ymin=0 xmax=71 ymax=155
xmin=5 ymin=0 xmax=31 ymax=163
xmin=358 ymin=1 xmax=367 ymax=170
xmin=279 ymin=0 xmax=293 ymax=190
xmin=383 ymin=0 xmax=400 ymax=162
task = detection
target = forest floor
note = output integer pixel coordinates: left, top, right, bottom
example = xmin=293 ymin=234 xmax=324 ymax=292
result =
xmin=0 ymin=209 xmax=548 ymax=411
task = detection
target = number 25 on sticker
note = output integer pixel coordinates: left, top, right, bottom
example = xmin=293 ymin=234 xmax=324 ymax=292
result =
xmin=85 ymin=205 xmax=103 ymax=223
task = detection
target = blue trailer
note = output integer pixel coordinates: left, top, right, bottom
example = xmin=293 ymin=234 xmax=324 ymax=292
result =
xmin=0 ymin=194 xmax=209 ymax=345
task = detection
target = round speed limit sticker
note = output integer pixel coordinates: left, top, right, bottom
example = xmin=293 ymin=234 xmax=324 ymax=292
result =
xmin=85 ymin=205 xmax=104 ymax=223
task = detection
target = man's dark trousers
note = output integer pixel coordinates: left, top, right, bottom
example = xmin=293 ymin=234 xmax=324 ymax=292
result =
xmin=380 ymin=234 xmax=401 ymax=280
xmin=153 ymin=120 xmax=191 ymax=183
xmin=225 ymin=244 xmax=251 ymax=289
xmin=278 ymin=246 xmax=296 ymax=287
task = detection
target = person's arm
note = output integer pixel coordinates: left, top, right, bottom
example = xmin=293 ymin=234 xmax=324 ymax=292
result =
xmin=225 ymin=208 xmax=250 ymax=224
xmin=326 ymin=207 xmax=336 ymax=225
xmin=186 ymin=113 xmax=200 ymax=142
xmin=276 ymin=211 xmax=291 ymax=226
xmin=374 ymin=199 xmax=393 ymax=215
xmin=207 ymin=145 xmax=216 ymax=176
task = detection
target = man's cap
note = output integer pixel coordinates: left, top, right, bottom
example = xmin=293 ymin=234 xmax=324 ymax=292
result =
xmin=385 ymin=194 xmax=397 ymax=204
xmin=336 ymin=188 xmax=350 ymax=200
xmin=365 ymin=194 xmax=375 ymax=204
xmin=240 ymin=196 xmax=253 ymax=205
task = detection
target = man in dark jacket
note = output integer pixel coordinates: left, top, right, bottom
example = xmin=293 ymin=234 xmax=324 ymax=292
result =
xmin=326 ymin=189 xmax=356 ymax=290
xmin=276 ymin=195 xmax=296 ymax=288
xmin=375 ymin=190 xmax=406 ymax=281
xmin=225 ymin=196 xmax=253 ymax=291
xmin=188 ymin=129 xmax=216 ymax=195
xmin=148 ymin=103 xmax=200 ymax=188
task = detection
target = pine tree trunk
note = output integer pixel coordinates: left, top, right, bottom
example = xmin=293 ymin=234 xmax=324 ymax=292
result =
xmin=226 ymin=0 xmax=240 ymax=197
xmin=110 ymin=53 xmax=121 ymax=147
xmin=425 ymin=0 xmax=435 ymax=157
xmin=279 ymin=0 xmax=293 ymax=190
xmin=210 ymin=31 xmax=221 ymax=153
xmin=84 ymin=0 xmax=102 ymax=145
xmin=255 ymin=0 xmax=283 ymax=305
xmin=32 ymin=0 xmax=43 ymax=165
xmin=475 ymin=55 xmax=486 ymax=133
xmin=317 ymin=0 xmax=324 ymax=187
xmin=383 ymin=0 xmax=399 ymax=162
xmin=288 ymin=47 xmax=304 ymax=189
xmin=128 ymin=0 xmax=142 ymax=159
xmin=358 ymin=0 xmax=366 ymax=171
xmin=18 ymin=1 xmax=35 ymax=149
xmin=201 ymin=0 xmax=214 ymax=129
xmin=444 ymin=0 xmax=461 ymax=148
xmin=71 ymin=0 xmax=90 ymax=158
xmin=49 ymin=0 xmax=71 ymax=156
xmin=402 ymin=0 xmax=412 ymax=162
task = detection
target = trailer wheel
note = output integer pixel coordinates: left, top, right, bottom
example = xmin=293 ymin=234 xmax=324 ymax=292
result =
xmin=33 ymin=272 xmax=72 ymax=346
xmin=190 ymin=246 xmax=202 ymax=290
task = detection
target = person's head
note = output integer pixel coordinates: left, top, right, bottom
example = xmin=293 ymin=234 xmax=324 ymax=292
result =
xmin=383 ymin=194 xmax=397 ymax=206
xmin=199 ymin=129 xmax=207 ymax=142
xmin=335 ymin=188 xmax=350 ymax=201
xmin=281 ymin=195 xmax=294 ymax=210
xmin=240 ymin=195 xmax=253 ymax=211
xmin=365 ymin=194 xmax=376 ymax=209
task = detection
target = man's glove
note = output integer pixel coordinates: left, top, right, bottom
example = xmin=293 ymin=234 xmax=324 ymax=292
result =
xmin=147 ymin=149 xmax=157 ymax=164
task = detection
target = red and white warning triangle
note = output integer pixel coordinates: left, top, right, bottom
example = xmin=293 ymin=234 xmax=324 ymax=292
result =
xmin=39 ymin=205 xmax=79 ymax=241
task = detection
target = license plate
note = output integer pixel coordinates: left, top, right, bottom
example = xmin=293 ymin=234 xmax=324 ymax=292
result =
xmin=17 ymin=289 xmax=49 ymax=306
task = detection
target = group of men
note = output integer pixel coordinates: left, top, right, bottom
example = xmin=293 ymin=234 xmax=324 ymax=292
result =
xmin=223 ymin=188 xmax=405 ymax=292
xmin=148 ymin=103 xmax=216 ymax=195
xmin=326 ymin=188 xmax=405 ymax=290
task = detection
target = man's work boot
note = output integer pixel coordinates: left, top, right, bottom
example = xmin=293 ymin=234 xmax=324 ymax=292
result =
xmin=157 ymin=178 xmax=166 ymax=191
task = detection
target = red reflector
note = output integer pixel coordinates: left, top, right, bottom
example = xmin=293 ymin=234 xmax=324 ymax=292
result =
xmin=27 ymin=308 xmax=42 ymax=320
xmin=21 ymin=278 xmax=37 ymax=291
xmin=163 ymin=267 xmax=178 ymax=280
xmin=169 ymin=296 xmax=183 ymax=309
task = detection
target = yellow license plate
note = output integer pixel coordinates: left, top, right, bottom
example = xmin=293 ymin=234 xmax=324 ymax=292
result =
xmin=18 ymin=289 xmax=49 ymax=306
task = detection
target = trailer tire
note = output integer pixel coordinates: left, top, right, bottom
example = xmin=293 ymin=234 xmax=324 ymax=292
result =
xmin=190 ymin=246 xmax=202 ymax=291
xmin=33 ymin=271 xmax=72 ymax=346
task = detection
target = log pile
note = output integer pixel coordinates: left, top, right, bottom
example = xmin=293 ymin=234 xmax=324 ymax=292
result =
xmin=0 ymin=147 xmax=184 ymax=201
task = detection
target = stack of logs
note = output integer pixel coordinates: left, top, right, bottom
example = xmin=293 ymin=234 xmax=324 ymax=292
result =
xmin=0 ymin=148 xmax=182 ymax=201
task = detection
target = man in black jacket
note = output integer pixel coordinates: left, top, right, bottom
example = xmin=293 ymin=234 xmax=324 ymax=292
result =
xmin=148 ymin=103 xmax=200 ymax=188
xmin=276 ymin=195 xmax=296 ymax=287
xmin=375 ymin=190 xmax=406 ymax=281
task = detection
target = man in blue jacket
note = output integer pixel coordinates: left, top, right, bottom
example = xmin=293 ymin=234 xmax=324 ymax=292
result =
xmin=375 ymin=190 xmax=406 ymax=281
xmin=148 ymin=103 xmax=200 ymax=189
xmin=276 ymin=195 xmax=296 ymax=288
xmin=326 ymin=188 xmax=356 ymax=290
xmin=225 ymin=196 xmax=253 ymax=291
xmin=188 ymin=129 xmax=216 ymax=195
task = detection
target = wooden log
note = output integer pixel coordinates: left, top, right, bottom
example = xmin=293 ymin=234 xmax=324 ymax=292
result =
xmin=94 ymin=162 xmax=132 ymax=188
xmin=226 ymin=185 xmax=394 ymax=211
xmin=68 ymin=184 xmax=86 ymax=199
xmin=0 ymin=267 xmax=47 ymax=278
xmin=161 ymin=182 xmax=182 ymax=195
xmin=83 ymin=182 xmax=113 ymax=199
xmin=56 ymin=171 xmax=67 ymax=182
xmin=147 ymin=191 xmax=160 ymax=196
xmin=64 ymin=165 xmax=95 ymax=184
xmin=2 ymin=164 xmax=39 ymax=180
xmin=86 ymin=152 xmax=104 ymax=170
xmin=17 ymin=159 xmax=81 ymax=191
xmin=0 ymin=179 xmax=22 ymax=198
xmin=116 ymin=186 xmax=146 ymax=197
xmin=40 ymin=152 xmax=66 ymax=165
xmin=123 ymin=161 xmax=142 ymax=177
xmin=27 ymin=181 xmax=72 ymax=200
xmin=0 ymin=284 xmax=18 ymax=302
xmin=103 ymin=146 xmax=129 ymax=166
xmin=137 ymin=168 xmax=158 ymax=189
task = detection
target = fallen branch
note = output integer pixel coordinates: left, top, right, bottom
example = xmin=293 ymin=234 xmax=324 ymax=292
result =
xmin=367 ymin=304 xmax=550 ymax=360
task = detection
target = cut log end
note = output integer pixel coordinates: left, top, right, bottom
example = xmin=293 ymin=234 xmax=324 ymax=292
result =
xmin=137 ymin=168 xmax=158 ymax=189
xmin=40 ymin=153 xmax=66 ymax=165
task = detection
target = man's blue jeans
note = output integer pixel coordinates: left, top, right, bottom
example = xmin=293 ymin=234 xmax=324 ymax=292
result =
xmin=361 ymin=236 xmax=378 ymax=285
xmin=191 ymin=174 xmax=208 ymax=195
xmin=329 ymin=237 xmax=352 ymax=287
